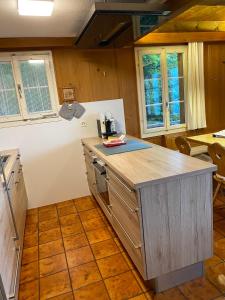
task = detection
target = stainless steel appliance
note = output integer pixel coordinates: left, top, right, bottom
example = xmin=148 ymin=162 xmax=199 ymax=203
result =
xmin=0 ymin=156 xmax=10 ymax=174
xmin=92 ymin=159 xmax=110 ymax=210
xmin=0 ymin=276 xmax=6 ymax=300
xmin=0 ymin=155 xmax=19 ymax=240
xmin=97 ymin=112 xmax=117 ymax=138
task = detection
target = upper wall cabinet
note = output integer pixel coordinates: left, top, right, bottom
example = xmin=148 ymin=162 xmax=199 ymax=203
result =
xmin=53 ymin=49 xmax=120 ymax=104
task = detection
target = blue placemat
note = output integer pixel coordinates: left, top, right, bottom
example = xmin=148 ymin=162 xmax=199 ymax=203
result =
xmin=95 ymin=139 xmax=152 ymax=156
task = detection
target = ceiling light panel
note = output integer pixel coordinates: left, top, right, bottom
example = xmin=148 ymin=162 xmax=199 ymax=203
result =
xmin=18 ymin=0 xmax=54 ymax=16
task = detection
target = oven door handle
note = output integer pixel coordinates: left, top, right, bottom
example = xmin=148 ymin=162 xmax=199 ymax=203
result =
xmin=93 ymin=163 xmax=106 ymax=176
xmin=96 ymin=159 xmax=105 ymax=167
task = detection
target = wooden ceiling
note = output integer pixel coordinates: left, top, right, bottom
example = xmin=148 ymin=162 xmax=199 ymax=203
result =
xmin=155 ymin=5 xmax=225 ymax=33
xmin=135 ymin=1 xmax=225 ymax=45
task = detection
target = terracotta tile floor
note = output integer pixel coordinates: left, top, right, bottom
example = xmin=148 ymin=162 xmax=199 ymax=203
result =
xmin=19 ymin=195 xmax=225 ymax=300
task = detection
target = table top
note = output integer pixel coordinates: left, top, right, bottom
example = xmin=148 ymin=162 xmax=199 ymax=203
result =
xmin=187 ymin=133 xmax=225 ymax=147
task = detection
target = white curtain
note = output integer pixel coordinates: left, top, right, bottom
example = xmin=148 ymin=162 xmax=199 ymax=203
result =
xmin=186 ymin=42 xmax=206 ymax=130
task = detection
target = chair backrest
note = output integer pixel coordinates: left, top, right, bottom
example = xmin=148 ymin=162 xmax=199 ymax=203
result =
xmin=208 ymin=143 xmax=225 ymax=177
xmin=175 ymin=136 xmax=191 ymax=155
xmin=164 ymin=132 xmax=188 ymax=150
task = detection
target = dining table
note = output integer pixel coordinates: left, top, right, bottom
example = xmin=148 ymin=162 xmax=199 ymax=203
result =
xmin=187 ymin=133 xmax=225 ymax=147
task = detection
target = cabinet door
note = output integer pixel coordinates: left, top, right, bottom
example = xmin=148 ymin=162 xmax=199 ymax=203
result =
xmin=83 ymin=147 xmax=97 ymax=197
xmin=0 ymin=185 xmax=17 ymax=299
xmin=85 ymin=160 xmax=97 ymax=197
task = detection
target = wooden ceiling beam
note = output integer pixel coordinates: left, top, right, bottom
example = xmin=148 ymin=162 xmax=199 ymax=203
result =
xmin=0 ymin=37 xmax=74 ymax=50
xmin=135 ymin=32 xmax=225 ymax=45
xmin=156 ymin=21 xmax=225 ymax=32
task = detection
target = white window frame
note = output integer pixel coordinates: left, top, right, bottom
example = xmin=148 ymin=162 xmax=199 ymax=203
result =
xmin=135 ymin=46 xmax=187 ymax=138
xmin=0 ymin=51 xmax=59 ymax=127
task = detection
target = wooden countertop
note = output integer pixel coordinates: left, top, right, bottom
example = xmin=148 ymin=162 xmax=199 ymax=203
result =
xmin=0 ymin=149 xmax=19 ymax=184
xmin=82 ymin=137 xmax=217 ymax=189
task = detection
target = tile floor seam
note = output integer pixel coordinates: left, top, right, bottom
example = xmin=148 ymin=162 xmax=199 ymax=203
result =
xmin=63 ymin=240 xmax=126 ymax=269
xmin=177 ymin=286 xmax=193 ymax=300
xmin=39 ymin=253 xmax=68 ymax=278
xmin=81 ymin=217 xmax=109 ymax=232
xmin=205 ymin=271 xmax=225 ymax=296
xmin=77 ymin=198 xmax=146 ymax=298
xmin=56 ymin=202 xmax=75 ymax=300
xmin=78 ymin=205 xmax=113 ymax=300
xmin=38 ymin=239 xmax=64 ymax=260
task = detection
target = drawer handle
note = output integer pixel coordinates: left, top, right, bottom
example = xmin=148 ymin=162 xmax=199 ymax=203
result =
xmin=108 ymin=173 xmax=134 ymax=193
xmin=109 ymin=183 xmax=139 ymax=213
xmin=9 ymin=246 xmax=21 ymax=299
xmin=112 ymin=212 xmax=141 ymax=249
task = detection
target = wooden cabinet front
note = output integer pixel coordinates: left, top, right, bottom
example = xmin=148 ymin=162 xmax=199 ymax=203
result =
xmin=0 ymin=185 xmax=17 ymax=299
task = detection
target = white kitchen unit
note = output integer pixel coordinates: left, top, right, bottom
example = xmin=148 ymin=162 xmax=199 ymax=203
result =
xmin=0 ymin=150 xmax=28 ymax=300
xmin=82 ymin=137 xmax=216 ymax=292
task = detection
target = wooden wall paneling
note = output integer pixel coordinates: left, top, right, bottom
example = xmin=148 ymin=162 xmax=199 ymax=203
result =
xmin=204 ymin=43 xmax=225 ymax=131
xmin=52 ymin=49 xmax=121 ymax=104
xmin=140 ymin=42 xmax=225 ymax=147
xmin=0 ymin=37 xmax=74 ymax=50
xmin=52 ymin=49 xmax=93 ymax=103
xmin=115 ymin=48 xmax=140 ymax=137
xmin=135 ymin=32 xmax=225 ymax=45
xmin=13 ymin=39 xmax=225 ymax=143
xmin=88 ymin=50 xmax=120 ymax=101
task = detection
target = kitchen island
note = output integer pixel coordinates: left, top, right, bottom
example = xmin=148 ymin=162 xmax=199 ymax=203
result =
xmin=82 ymin=136 xmax=216 ymax=292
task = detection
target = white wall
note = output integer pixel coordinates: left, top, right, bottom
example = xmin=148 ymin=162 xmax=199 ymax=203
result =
xmin=0 ymin=99 xmax=125 ymax=209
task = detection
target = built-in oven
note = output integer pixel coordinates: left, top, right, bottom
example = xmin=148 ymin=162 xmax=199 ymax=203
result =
xmin=93 ymin=159 xmax=110 ymax=210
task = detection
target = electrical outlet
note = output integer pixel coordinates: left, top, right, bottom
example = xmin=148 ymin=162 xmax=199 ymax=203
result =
xmin=81 ymin=121 xmax=88 ymax=128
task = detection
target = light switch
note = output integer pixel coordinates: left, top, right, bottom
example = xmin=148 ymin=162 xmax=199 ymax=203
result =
xmin=81 ymin=121 xmax=88 ymax=128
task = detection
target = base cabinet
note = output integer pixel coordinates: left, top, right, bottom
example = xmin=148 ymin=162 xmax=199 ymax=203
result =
xmin=0 ymin=154 xmax=28 ymax=300
xmin=0 ymin=185 xmax=17 ymax=300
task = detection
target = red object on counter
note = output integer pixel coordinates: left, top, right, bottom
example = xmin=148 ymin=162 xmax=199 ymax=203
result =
xmin=103 ymin=141 xmax=126 ymax=147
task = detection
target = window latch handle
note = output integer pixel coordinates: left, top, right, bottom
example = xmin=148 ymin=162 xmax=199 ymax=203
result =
xmin=166 ymin=101 xmax=169 ymax=109
xmin=17 ymin=84 xmax=22 ymax=98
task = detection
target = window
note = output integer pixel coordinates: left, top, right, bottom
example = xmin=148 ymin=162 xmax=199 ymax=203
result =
xmin=135 ymin=46 xmax=187 ymax=137
xmin=0 ymin=51 xmax=58 ymax=126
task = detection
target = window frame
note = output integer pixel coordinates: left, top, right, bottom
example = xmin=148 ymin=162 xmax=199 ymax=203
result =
xmin=135 ymin=46 xmax=188 ymax=138
xmin=0 ymin=51 xmax=59 ymax=127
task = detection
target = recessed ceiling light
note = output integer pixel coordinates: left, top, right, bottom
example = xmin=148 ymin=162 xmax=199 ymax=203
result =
xmin=18 ymin=0 xmax=54 ymax=16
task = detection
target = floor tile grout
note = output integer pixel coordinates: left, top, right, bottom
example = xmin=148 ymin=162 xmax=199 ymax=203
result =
xmin=22 ymin=195 xmax=225 ymax=300
xmin=76 ymin=203 xmax=113 ymax=300
xmin=56 ymin=200 xmax=75 ymax=300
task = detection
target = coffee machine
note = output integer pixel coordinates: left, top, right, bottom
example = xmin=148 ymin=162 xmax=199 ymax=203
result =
xmin=97 ymin=112 xmax=117 ymax=138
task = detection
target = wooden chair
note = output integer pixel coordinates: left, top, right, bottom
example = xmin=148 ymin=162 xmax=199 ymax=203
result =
xmin=175 ymin=136 xmax=212 ymax=162
xmin=208 ymin=143 xmax=225 ymax=204
xmin=175 ymin=136 xmax=191 ymax=155
xmin=166 ymin=133 xmax=208 ymax=154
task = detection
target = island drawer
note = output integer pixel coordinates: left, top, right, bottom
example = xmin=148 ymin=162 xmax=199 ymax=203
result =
xmin=108 ymin=183 xmax=141 ymax=244
xmin=111 ymin=212 xmax=144 ymax=276
xmin=83 ymin=147 xmax=94 ymax=164
xmin=106 ymin=168 xmax=138 ymax=207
